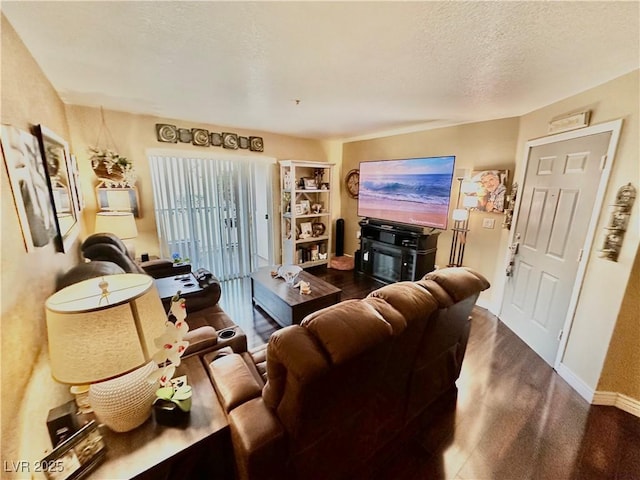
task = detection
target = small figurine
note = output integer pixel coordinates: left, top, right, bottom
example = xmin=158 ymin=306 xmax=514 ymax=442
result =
xmin=294 ymin=280 xmax=312 ymax=295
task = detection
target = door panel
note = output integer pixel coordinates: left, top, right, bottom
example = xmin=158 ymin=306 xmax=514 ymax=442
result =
xmin=547 ymin=190 xmax=578 ymax=258
xmin=501 ymin=131 xmax=612 ymax=364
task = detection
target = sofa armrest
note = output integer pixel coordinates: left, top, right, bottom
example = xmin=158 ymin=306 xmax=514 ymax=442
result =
xmin=182 ymin=326 xmax=218 ymax=357
xmin=206 ymin=353 xmax=263 ymax=413
xmin=228 ymin=397 xmax=286 ymax=480
xmin=140 ymin=259 xmax=191 ymax=278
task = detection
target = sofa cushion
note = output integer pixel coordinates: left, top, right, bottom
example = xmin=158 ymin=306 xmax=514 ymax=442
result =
xmin=56 ymin=261 xmax=125 ymax=290
xmin=263 ymin=326 xmax=330 ymax=409
xmin=82 ymin=242 xmax=145 ymax=274
xmin=367 ymin=281 xmax=439 ymax=323
xmin=82 ymin=232 xmax=129 ymax=254
xmin=301 ymin=299 xmax=393 ymax=365
xmin=208 ymin=353 xmax=263 ymax=412
xmin=423 ymin=267 xmax=490 ymax=303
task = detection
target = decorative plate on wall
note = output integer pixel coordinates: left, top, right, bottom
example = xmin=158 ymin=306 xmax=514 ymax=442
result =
xmin=192 ymin=128 xmax=210 ymax=147
xmin=210 ymin=132 xmax=223 ymax=147
xmin=222 ymin=132 xmax=238 ymax=149
xmin=238 ymin=136 xmax=249 ymax=149
xmin=156 ymin=124 xmax=178 ymax=143
xmin=249 ymin=136 xmax=264 ymax=152
xmin=178 ymin=129 xmax=192 ymax=143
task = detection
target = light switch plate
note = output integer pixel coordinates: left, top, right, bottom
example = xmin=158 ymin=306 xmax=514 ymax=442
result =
xmin=482 ymin=218 xmax=495 ymax=229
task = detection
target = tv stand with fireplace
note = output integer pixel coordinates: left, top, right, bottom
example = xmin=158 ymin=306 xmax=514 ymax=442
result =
xmin=357 ymin=219 xmax=439 ymax=283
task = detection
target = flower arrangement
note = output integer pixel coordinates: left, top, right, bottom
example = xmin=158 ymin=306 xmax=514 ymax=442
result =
xmin=147 ymin=293 xmax=192 ymax=413
xmin=172 ymin=252 xmax=191 ymax=264
xmin=89 ymin=147 xmax=136 ymax=187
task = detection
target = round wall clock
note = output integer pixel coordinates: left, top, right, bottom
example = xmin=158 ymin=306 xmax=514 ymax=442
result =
xmin=345 ymin=169 xmax=360 ymax=198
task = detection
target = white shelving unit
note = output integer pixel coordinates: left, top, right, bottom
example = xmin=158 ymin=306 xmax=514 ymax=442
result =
xmin=280 ymin=160 xmax=334 ymax=268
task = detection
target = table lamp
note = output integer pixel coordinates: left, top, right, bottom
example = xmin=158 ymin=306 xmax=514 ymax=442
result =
xmin=95 ymin=212 xmax=138 ymax=258
xmin=46 ymin=274 xmax=167 ymax=432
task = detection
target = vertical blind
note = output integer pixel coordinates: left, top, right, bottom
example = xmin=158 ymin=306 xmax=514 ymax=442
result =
xmin=148 ymin=154 xmax=258 ymax=281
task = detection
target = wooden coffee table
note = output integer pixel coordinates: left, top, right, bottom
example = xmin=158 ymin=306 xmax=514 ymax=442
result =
xmin=251 ymin=267 xmax=342 ymax=328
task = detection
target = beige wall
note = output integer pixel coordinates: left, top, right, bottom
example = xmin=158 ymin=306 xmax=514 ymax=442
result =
xmin=65 ymin=105 xmax=329 ymax=260
xmin=598 ymin=245 xmax=640 ymax=398
xmin=341 ymin=117 xmax=520 ymax=308
xmin=1 ymin=15 xmax=80 ymax=470
xmin=516 ymin=70 xmax=639 ymax=397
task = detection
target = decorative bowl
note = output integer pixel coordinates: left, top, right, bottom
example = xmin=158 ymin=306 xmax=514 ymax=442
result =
xmin=277 ymin=265 xmax=302 ymax=285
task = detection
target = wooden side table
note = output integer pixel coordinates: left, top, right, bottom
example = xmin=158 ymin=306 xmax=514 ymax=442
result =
xmin=88 ymin=355 xmax=232 ymax=479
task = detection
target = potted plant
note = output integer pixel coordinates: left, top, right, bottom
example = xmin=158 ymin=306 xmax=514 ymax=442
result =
xmin=147 ymin=294 xmax=193 ymax=424
xmin=89 ymin=147 xmax=136 ymax=187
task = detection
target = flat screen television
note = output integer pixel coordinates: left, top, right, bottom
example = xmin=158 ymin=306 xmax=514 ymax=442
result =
xmin=357 ymin=156 xmax=456 ymax=230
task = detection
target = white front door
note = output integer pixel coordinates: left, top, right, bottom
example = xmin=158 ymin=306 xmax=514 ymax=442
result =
xmin=501 ymin=130 xmax=614 ymax=365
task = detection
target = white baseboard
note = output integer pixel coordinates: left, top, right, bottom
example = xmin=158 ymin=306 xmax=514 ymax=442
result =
xmin=556 ymin=364 xmax=640 ymax=418
xmin=556 ymin=363 xmax=595 ymax=403
xmin=592 ymin=391 xmax=640 ymax=418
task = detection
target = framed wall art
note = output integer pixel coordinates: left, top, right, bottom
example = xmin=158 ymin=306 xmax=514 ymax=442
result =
xmin=1 ymin=125 xmax=59 ymax=251
xmin=465 ymin=170 xmax=509 ymax=213
xmin=35 ymin=124 xmax=81 ymax=252
xmin=96 ymin=186 xmax=140 ymax=217
xmin=302 ymin=177 xmax=317 ymax=190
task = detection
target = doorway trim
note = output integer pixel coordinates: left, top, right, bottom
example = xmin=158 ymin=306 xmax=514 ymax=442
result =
xmin=498 ymin=119 xmax=623 ymax=374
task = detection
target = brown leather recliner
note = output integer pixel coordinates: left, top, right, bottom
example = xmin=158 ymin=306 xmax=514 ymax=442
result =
xmin=205 ymin=267 xmax=490 ymax=480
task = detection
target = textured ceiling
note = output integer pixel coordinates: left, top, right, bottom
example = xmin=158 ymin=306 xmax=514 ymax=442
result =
xmin=2 ymin=1 xmax=639 ymax=140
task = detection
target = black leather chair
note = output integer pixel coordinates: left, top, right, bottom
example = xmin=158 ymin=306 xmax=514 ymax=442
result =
xmin=81 ymin=233 xmax=191 ymax=278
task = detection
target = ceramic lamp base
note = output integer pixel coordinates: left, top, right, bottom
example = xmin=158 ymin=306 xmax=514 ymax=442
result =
xmin=89 ymin=361 xmax=158 ymax=432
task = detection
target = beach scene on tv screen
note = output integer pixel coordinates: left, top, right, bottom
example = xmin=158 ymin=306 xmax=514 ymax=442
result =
xmin=358 ymin=156 xmax=455 ymax=229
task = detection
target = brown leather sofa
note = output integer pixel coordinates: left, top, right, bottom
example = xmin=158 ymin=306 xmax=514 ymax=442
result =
xmin=58 ymin=233 xmax=247 ymax=356
xmin=205 ymin=267 xmax=489 ymax=480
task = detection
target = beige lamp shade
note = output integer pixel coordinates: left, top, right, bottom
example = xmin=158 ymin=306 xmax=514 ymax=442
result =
xmin=46 ymin=274 xmax=166 ymax=385
xmin=95 ymin=211 xmax=138 ymax=239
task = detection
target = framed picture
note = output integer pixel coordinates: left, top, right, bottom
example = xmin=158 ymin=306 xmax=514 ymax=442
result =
xmin=96 ymin=186 xmax=140 ymax=217
xmin=41 ymin=420 xmax=106 ymax=480
xmin=464 ymin=170 xmax=509 ymax=213
xmin=222 ymin=132 xmax=239 ymax=149
xmin=300 ymin=222 xmax=313 ymax=237
xmin=303 ymin=177 xmax=317 ymax=190
xmin=294 ymin=203 xmax=304 ymax=215
xmin=155 ymin=123 xmax=178 ymax=143
xmin=249 ymin=136 xmax=264 ymax=152
xmin=0 ymin=125 xmax=59 ymax=251
xmin=300 ymin=200 xmax=311 ymax=214
xmin=191 ymin=128 xmax=210 ymax=147
xmin=35 ymin=125 xmax=81 ymax=252
xmin=69 ymin=154 xmax=84 ymax=212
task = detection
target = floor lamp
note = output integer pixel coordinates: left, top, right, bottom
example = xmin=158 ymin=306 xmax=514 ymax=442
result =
xmin=448 ymin=178 xmax=476 ymax=267
xmin=448 ymin=208 xmax=469 ymax=267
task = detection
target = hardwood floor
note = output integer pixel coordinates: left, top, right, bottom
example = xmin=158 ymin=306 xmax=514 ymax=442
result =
xmin=219 ymin=266 xmax=640 ymax=479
